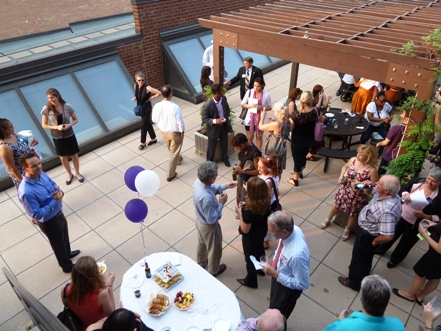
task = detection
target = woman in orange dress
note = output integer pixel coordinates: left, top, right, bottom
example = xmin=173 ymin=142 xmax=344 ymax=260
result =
xmin=351 ymin=78 xmax=381 ymax=115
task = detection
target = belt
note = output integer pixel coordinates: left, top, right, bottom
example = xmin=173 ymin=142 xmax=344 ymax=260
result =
xmin=361 ymin=228 xmax=378 ymax=237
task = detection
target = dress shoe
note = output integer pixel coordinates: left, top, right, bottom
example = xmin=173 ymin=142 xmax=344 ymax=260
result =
xmin=336 ymin=90 xmax=341 ymax=96
xmin=66 ymin=174 xmax=74 ymax=185
xmin=68 ymin=250 xmax=81 ymax=258
xmin=338 ymin=276 xmax=351 ymax=288
xmin=62 ymin=264 xmax=74 ymax=273
xmin=236 ymin=278 xmax=258 ymax=289
xmin=212 ymin=264 xmax=226 ymax=276
xmin=386 ymin=261 xmax=397 ymax=269
xmin=224 ymin=160 xmax=231 ymax=167
xmin=167 ymin=173 xmax=177 ymax=182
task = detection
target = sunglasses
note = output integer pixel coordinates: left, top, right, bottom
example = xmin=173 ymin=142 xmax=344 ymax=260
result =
xmin=137 ymin=79 xmax=145 ymax=82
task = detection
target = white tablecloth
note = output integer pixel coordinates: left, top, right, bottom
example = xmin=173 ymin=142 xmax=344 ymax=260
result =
xmin=120 ymin=252 xmax=241 ymax=330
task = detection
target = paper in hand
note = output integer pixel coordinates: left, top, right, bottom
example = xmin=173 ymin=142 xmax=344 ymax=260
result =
xmin=250 ymin=255 xmax=263 ymax=270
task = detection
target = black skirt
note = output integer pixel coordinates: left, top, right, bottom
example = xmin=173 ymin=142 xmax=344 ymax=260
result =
xmin=53 ymin=134 xmax=79 ymax=156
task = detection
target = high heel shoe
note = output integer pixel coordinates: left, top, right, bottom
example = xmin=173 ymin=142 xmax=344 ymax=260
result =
xmin=320 ymin=218 xmax=332 ymax=229
xmin=287 ymin=178 xmax=299 ymax=186
xmin=341 ymin=228 xmax=350 ymax=241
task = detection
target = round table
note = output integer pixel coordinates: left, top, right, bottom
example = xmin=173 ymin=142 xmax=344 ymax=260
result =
xmin=324 ymin=108 xmax=369 ymax=150
xmin=120 ymin=252 xmax=241 ymax=330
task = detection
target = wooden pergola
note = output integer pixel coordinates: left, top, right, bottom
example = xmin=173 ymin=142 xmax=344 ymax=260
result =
xmin=199 ymin=0 xmax=440 ymax=100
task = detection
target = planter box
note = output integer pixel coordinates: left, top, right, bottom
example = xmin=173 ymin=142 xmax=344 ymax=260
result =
xmin=194 ymin=130 xmax=234 ymax=162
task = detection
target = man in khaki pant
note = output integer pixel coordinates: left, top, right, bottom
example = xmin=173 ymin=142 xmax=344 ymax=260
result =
xmin=152 ymin=85 xmax=186 ymax=182
xmin=192 ymin=161 xmax=236 ymax=276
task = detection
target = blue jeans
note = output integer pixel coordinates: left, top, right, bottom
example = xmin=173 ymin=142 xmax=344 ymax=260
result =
xmin=360 ymin=124 xmax=390 ymax=144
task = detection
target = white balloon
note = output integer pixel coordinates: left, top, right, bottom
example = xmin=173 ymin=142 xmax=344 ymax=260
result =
xmin=134 ymin=170 xmax=160 ymax=197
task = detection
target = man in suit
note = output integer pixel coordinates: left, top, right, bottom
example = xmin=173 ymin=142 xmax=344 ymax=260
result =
xmin=202 ymin=84 xmax=233 ymax=167
xmin=225 ymin=56 xmax=263 ymax=100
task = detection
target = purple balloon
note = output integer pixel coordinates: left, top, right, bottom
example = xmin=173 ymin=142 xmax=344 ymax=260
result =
xmin=125 ymin=199 xmax=148 ymax=223
xmin=124 ymin=166 xmax=144 ymax=191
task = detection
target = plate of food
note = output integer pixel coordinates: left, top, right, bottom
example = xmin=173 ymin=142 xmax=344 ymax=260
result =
xmin=153 ymin=262 xmax=184 ymax=291
xmin=97 ymin=261 xmax=107 ymax=274
xmin=174 ymin=291 xmax=195 ymax=310
xmin=325 ymin=113 xmax=335 ymax=118
xmin=147 ymin=293 xmax=170 ymax=316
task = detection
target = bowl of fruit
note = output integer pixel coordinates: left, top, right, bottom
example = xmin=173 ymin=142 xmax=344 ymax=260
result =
xmin=174 ymin=291 xmax=195 ymax=310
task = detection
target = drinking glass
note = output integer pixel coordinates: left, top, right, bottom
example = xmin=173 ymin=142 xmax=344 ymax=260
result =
xmin=260 ymin=255 xmax=268 ymax=266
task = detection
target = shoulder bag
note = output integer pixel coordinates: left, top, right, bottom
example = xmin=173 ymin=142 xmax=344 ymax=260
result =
xmin=239 ymin=90 xmax=251 ymax=120
xmin=134 ymin=105 xmax=145 ymax=117
xmin=57 ymin=284 xmax=83 ymax=331
xmin=267 ymin=177 xmax=282 ymax=212
xmin=264 ymin=121 xmax=286 ymax=157
xmin=314 ymin=107 xmax=326 ymax=142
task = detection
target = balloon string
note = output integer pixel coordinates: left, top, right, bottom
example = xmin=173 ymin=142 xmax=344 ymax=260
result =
xmin=140 ymin=222 xmax=147 ymax=265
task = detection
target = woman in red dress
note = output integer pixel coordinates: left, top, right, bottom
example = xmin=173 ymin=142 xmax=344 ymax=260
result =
xmin=321 ymin=144 xmax=379 ymax=240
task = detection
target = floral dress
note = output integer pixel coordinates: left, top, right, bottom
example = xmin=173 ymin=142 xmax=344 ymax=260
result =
xmin=0 ymin=134 xmax=30 ymax=189
xmin=335 ymin=158 xmax=371 ymax=216
xmin=277 ymin=120 xmax=291 ymax=173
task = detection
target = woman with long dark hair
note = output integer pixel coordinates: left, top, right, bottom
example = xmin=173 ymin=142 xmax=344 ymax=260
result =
xmin=62 ymin=256 xmax=115 ymax=330
xmin=131 ymin=72 xmax=161 ymax=150
xmin=235 ymin=177 xmax=271 ymax=288
xmin=41 ymin=88 xmax=83 ymax=185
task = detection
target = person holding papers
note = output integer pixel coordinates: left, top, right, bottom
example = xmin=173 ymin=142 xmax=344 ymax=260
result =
xmin=241 ymin=78 xmax=272 ymax=151
xmin=374 ymin=167 xmax=441 ymax=268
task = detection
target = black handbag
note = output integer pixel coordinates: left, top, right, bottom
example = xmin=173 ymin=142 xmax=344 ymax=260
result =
xmin=239 ymin=108 xmax=248 ymax=120
xmin=267 ymin=177 xmax=282 ymax=212
xmin=57 ymin=284 xmax=83 ymax=331
xmin=134 ymin=105 xmax=145 ymax=117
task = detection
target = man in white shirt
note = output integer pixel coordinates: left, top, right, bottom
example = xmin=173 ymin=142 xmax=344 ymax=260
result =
xmin=202 ymin=41 xmax=228 ymax=82
xmin=261 ymin=211 xmax=310 ymax=320
xmin=152 ymin=85 xmax=186 ymax=182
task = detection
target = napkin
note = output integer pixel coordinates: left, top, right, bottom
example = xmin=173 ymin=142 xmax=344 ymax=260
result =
xmin=250 ymin=255 xmax=263 ymax=270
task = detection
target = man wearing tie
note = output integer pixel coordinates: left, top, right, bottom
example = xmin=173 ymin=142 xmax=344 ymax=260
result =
xmin=261 ymin=211 xmax=310 ymax=320
xmin=225 ymin=56 xmax=263 ymax=100
xmin=202 ymin=84 xmax=233 ymax=167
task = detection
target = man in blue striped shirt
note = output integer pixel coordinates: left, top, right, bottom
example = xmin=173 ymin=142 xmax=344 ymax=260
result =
xmin=18 ymin=153 xmax=80 ymax=273
xmin=338 ymin=175 xmax=402 ymax=291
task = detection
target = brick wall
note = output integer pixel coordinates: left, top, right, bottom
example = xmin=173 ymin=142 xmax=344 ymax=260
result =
xmin=122 ymin=0 xmax=270 ymax=87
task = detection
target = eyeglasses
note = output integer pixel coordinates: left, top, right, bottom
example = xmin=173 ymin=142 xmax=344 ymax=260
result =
xmin=137 ymin=79 xmax=145 ymax=82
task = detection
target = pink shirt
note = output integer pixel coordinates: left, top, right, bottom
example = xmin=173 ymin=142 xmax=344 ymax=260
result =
xmin=402 ymin=183 xmax=439 ymax=224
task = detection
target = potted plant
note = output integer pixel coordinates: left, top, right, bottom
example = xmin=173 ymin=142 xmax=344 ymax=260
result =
xmin=385 ymin=96 xmax=440 ymax=184
xmin=194 ymin=85 xmax=236 ymax=161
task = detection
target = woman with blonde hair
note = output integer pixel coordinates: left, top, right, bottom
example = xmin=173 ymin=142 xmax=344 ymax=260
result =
xmin=321 ymin=144 xmax=379 ymax=240
xmin=259 ymin=102 xmax=293 ymax=176
xmin=235 ymin=177 xmax=271 ymax=288
xmin=288 ymin=91 xmax=324 ymax=186
xmin=62 ymin=256 xmax=116 ymax=330
xmin=41 ymin=88 xmax=83 ymax=185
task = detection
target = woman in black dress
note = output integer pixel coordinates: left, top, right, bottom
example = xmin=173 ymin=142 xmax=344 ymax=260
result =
xmin=235 ymin=176 xmax=271 ymax=289
xmin=393 ymin=220 xmax=441 ymax=304
xmin=132 ymin=72 xmax=161 ymax=150
xmin=41 ymin=88 xmax=83 ymax=185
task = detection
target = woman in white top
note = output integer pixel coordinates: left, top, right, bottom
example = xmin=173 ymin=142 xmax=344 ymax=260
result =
xmin=257 ymin=155 xmax=279 ymax=249
xmin=351 ymin=78 xmax=381 ymax=115
xmin=241 ymin=78 xmax=272 ymax=151
xmin=360 ymin=92 xmax=393 ymax=144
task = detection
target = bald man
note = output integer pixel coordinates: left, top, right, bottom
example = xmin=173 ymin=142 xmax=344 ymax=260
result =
xmin=236 ymin=308 xmax=285 ymax=331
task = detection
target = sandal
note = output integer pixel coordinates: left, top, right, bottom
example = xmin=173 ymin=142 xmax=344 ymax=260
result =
xmin=320 ymin=218 xmax=331 ymax=229
xmin=147 ymin=139 xmax=157 ymax=146
xmin=341 ymin=228 xmax=350 ymax=241
xmin=138 ymin=144 xmax=146 ymax=150
xmin=306 ymin=155 xmax=318 ymax=161
xmin=287 ymin=178 xmax=299 ymax=186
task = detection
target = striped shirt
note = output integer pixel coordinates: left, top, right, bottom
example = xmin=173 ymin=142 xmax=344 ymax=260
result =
xmin=358 ymin=191 xmax=402 ymax=236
